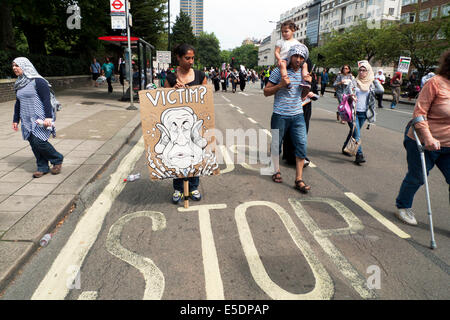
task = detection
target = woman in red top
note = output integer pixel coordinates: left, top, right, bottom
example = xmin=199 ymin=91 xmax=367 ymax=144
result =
xmin=395 ymin=49 xmax=450 ymax=225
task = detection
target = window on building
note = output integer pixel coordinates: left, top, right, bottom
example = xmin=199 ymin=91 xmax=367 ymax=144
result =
xmin=409 ymin=12 xmax=416 ymax=23
xmin=360 ymin=13 xmax=364 ymax=19
xmin=389 ymin=8 xmax=395 ymax=15
xmin=431 ymin=7 xmax=439 ymax=18
xmin=355 ymin=3 xmax=358 ymax=9
xmin=368 ymin=0 xmax=373 ymax=5
xmin=354 ymin=15 xmax=358 ymax=21
xmin=419 ymin=8 xmax=430 ymax=21
xmin=422 ymin=0 xmax=428 ymax=2
xmin=442 ymin=3 xmax=450 ymax=16
xmin=401 ymin=13 xmax=408 ymax=22
xmin=402 ymin=0 xmax=410 ymax=5
xmin=410 ymin=0 xmax=418 ymax=4
xmin=361 ymin=1 xmax=364 ymax=8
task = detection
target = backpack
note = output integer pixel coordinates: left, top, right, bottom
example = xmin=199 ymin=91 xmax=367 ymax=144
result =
xmin=337 ymin=94 xmax=354 ymax=122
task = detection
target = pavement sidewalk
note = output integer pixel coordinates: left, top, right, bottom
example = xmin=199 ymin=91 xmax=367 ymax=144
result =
xmin=0 ymin=82 xmax=142 ymax=290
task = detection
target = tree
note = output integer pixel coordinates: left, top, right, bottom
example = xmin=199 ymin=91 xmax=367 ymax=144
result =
xmin=196 ymin=32 xmax=221 ymax=69
xmin=131 ymin=0 xmax=167 ymax=49
xmin=0 ymin=0 xmax=16 ymax=50
xmin=170 ymin=10 xmax=196 ymax=65
xmin=399 ymin=16 xmax=449 ymax=77
xmin=230 ymin=44 xmax=258 ymax=69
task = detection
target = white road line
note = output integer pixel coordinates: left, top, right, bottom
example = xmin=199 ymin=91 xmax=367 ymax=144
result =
xmin=387 ymin=109 xmax=413 ymax=115
xmin=345 ymin=192 xmax=411 ymax=239
xmin=31 ymin=137 xmax=146 ymax=300
xmin=237 ymin=110 xmax=245 ymax=114
xmin=247 ymin=117 xmax=257 ymax=124
xmin=179 ymin=204 xmax=227 ymax=300
xmin=263 ymin=129 xmax=272 ymax=137
xmin=221 ymin=95 xmax=230 ymax=103
xmin=78 ymin=291 xmax=98 ymax=300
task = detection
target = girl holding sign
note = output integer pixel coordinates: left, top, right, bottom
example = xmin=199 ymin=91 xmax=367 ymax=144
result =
xmin=165 ymin=43 xmax=207 ymax=204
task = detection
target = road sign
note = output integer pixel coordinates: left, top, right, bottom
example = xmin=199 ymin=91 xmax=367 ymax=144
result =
xmin=397 ymin=56 xmax=411 ymax=74
xmin=110 ymin=0 xmax=125 ymax=13
xmin=111 ymin=15 xmax=126 ymax=30
xmin=156 ymin=51 xmax=171 ymax=64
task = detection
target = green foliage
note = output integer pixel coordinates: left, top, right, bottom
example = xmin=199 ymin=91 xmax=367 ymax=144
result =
xmin=170 ymin=10 xmax=196 ymax=64
xmin=230 ymin=44 xmax=259 ymax=69
xmin=196 ymin=32 xmax=221 ymax=69
xmin=0 ymin=50 xmax=87 ymax=78
xmin=131 ymin=0 xmax=168 ymax=50
xmin=220 ymin=50 xmax=232 ymax=66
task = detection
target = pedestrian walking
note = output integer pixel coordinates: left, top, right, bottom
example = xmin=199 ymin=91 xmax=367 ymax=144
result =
xmin=239 ymin=65 xmax=247 ymax=91
xmin=407 ymin=72 xmax=419 ymax=101
xmin=101 ymin=57 xmax=115 ymax=93
xmin=230 ymin=68 xmax=239 ymax=93
xmin=333 ymin=65 xmax=354 ymax=123
xmin=374 ymin=69 xmax=386 ymax=108
xmin=90 ymin=57 xmax=101 ymax=87
xmin=390 ymin=71 xmax=402 ymax=109
xmin=12 ymin=57 xmax=63 ymax=178
xmin=282 ymin=58 xmax=318 ymax=168
xmin=164 ymin=43 xmax=207 ymax=204
xmin=394 ymin=49 xmax=450 ymax=226
xmin=341 ymin=60 xmax=377 ymax=165
xmin=319 ymin=68 xmax=329 ymax=96
xmin=220 ymin=68 xmax=228 ymax=92
xmin=264 ymin=45 xmax=312 ymax=193
xmin=212 ymin=68 xmax=220 ymax=92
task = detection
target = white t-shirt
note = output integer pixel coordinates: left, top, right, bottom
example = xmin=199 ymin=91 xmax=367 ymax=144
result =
xmin=355 ymin=87 xmax=369 ymax=112
xmin=276 ymin=38 xmax=301 ymax=60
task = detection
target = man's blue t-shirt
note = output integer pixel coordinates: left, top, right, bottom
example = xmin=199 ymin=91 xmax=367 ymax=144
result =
xmin=102 ymin=63 xmax=114 ymax=78
xmin=268 ymin=67 xmax=304 ymax=116
xmin=91 ymin=62 xmax=101 ymax=74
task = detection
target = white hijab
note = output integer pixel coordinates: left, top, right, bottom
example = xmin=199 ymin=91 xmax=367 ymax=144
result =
xmin=13 ymin=57 xmax=49 ymax=91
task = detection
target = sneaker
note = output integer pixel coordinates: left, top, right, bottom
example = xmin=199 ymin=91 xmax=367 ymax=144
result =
xmin=395 ymin=208 xmax=418 ymax=226
xmin=190 ymin=190 xmax=202 ymax=201
xmin=354 ymin=154 xmax=366 ymax=164
xmin=303 ymin=158 xmax=310 ymax=168
xmin=172 ymin=190 xmax=184 ymax=204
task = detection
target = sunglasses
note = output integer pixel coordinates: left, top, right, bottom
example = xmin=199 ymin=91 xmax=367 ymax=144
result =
xmin=358 ymin=69 xmax=367 ymax=72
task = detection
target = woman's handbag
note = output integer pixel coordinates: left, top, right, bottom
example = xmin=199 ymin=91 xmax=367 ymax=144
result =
xmin=343 ymin=101 xmax=360 ymax=156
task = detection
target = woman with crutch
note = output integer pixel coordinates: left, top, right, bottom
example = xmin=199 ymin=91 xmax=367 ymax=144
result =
xmin=395 ymin=49 xmax=450 ymax=231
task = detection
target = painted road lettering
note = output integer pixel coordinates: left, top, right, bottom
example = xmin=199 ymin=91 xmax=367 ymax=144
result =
xmin=289 ymin=198 xmax=377 ymax=299
xmin=235 ymin=201 xmax=334 ymax=300
xmin=105 ymin=210 xmax=166 ymax=300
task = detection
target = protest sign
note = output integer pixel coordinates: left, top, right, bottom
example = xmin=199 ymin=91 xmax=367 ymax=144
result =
xmin=139 ymin=85 xmax=220 ymax=181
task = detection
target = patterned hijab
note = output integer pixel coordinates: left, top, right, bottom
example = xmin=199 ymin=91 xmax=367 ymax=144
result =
xmin=356 ymin=60 xmax=374 ymax=92
xmin=13 ymin=57 xmax=49 ymax=91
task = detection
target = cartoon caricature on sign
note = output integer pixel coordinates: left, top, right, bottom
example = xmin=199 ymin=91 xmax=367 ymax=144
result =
xmin=139 ymin=85 xmax=220 ymax=180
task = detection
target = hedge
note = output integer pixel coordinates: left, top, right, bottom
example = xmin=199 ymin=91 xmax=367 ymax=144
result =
xmin=0 ymin=51 xmax=88 ymax=79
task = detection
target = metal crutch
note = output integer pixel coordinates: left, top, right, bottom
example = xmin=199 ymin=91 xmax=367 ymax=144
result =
xmin=412 ymin=128 xmax=437 ymax=249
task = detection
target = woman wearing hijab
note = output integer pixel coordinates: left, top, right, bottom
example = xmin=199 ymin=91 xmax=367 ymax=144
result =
xmin=374 ymin=69 xmax=386 ymax=108
xmin=390 ymin=71 xmax=402 ymax=109
xmin=12 ymin=57 xmax=63 ymax=178
xmin=342 ymin=60 xmax=377 ymax=165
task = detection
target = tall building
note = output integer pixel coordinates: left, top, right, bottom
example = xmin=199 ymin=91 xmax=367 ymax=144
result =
xmin=180 ymin=0 xmax=204 ymax=36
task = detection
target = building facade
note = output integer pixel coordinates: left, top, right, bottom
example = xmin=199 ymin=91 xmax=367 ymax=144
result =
xmin=319 ymin=0 xmax=403 ymax=44
xmin=180 ymin=0 xmax=204 ymax=36
xmin=400 ymin=0 xmax=449 ymax=23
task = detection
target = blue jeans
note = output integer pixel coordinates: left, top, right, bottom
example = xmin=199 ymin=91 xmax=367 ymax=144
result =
xmin=343 ymin=112 xmax=367 ymax=156
xmin=395 ymin=135 xmax=450 ymax=209
xmin=271 ymin=113 xmax=307 ymax=159
xmin=173 ymin=177 xmax=200 ymax=192
xmin=28 ymin=134 xmax=63 ymax=173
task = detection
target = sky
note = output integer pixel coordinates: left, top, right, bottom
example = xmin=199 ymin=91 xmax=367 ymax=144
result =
xmin=170 ymin=0 xmax=307 ymax=50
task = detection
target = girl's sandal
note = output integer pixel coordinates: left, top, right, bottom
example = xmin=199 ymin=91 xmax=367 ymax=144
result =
xmin=272 ymin=172 xmax=283 ymax=183
xmin=295 ymin=180 xmax=311 ymax=193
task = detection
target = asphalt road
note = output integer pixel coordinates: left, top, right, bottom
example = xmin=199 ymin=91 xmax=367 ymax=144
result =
xmin=2 ymin=82 xmax=449 ymax=301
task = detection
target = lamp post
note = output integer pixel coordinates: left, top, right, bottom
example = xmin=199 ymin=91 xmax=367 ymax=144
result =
xmin=168 ymin=0 xmax=171 ymax=52
xmin=126 ymin=0 xmax=137 ymax=110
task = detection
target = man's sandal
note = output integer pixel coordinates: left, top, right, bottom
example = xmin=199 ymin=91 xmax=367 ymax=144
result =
xmin=272 ymin=172 xmax=283 ymax=183
xmin=295 ymin=180 xmax=311 ymax=193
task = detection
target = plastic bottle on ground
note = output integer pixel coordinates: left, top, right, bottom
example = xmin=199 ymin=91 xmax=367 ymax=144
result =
xmin=124 ymin=173 xmax=141 ymax=182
